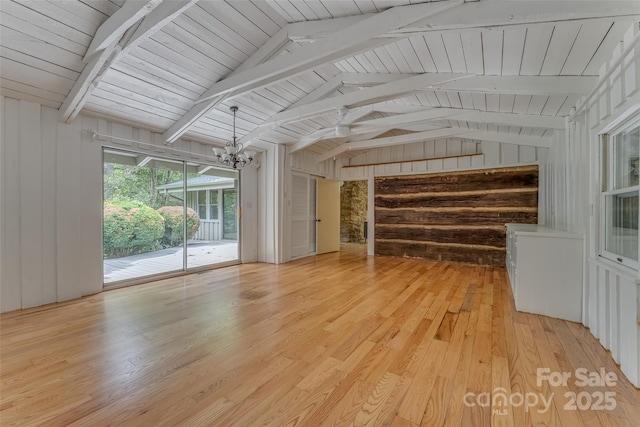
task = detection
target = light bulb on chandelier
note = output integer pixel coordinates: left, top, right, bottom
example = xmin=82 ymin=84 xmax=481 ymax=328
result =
xmin=213 ymin=106 xmax=256 ymax=169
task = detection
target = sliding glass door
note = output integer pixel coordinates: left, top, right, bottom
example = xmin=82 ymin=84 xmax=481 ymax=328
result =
xmin=103 ymin=149 xmax=239 ymax=285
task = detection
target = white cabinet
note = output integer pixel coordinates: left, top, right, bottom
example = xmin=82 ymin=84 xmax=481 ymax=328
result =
xmin=506 ymin=224 xmax=584 ymax=322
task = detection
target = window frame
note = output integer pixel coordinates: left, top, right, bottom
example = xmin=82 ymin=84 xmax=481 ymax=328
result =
xmin=599 ymin=116 xmax=640 ymax=269
xmin=196 ymin=189 xmax=220 ymax=221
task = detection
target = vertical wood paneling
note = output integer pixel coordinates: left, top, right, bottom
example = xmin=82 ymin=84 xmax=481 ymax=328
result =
xmin=541 ymin=22 xmax=640 ymax=386
xmin=623 ymin=25 xmax=639 ymax=97
xmin=19 ymin=101 xmax=42 ymax=308
xmin=1 ymin=97 xmax=22 ymax=312
xmin=501 ymin=144 xmax=518 ymax=165
xmin=0 ymin=96 xmax=4 ymax=307
xmin=80 ymin=116 xmax=103 ymax=297
xmin=40 ymin=106 xmax=58 ymax=304
xmin=609 ymin=276 xmax=620 ymax=362
xmin=56 ymin=115 xmax=84 ymax=302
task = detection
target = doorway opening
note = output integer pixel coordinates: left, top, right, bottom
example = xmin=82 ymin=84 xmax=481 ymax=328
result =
xmin=340 ymin=180 xmax=368 ymax=254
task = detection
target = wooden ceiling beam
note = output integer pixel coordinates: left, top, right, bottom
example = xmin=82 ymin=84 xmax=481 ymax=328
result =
xmin=162 ymin=27 xmax=291 ymax=144
xmin=289 ymin=73 xmax=416 ymax=110
xmin=242 ymin=74 xmax=591 ymax=147
xmin=318 ymin=127 xmax=471 ymax=161
xmin=288 ymin=74 xmax=344 ymax=109
xmin=239 ymin=73 xmax=474 ymax=146
xmin=59 ymin=0 xmax=198 ymax=124
xmin=286 ymin=1 xmax=640 ymax=41
xmin=318 ymin=127 xmax=552 ymax=161
xmin=356 ymin=108 xmax=566 ymax=131
xmin=291 ymin=107 xmax=564 ymax=153
xmin=164 ymin=0 xmax=464 ymax=143
xmin=120 ymin=0 xmax=199 ymax=54
xmin=393 ymin=1 xmax=640 ymax=35
xmin=294 ymin=106 xmax=567 ymax=153
xmin=82 ymin=0 xmax=160 ymax=61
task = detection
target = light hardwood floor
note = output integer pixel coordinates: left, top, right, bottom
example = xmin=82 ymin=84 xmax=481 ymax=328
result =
xmin=1 ymin=250 xmax=639 ymax=426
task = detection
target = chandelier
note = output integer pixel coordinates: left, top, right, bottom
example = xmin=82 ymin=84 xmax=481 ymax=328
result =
xmin=212 ymin=106 xmax=256 ymax=169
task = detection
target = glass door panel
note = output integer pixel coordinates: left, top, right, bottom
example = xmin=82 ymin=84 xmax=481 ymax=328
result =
xmin=185 ymin=166 xmax=239 ymax=269
xmin=103 ymin=150 xmax=185 ymax=284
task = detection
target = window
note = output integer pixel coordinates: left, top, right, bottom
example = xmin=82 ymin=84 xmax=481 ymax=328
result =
xmin=196 ymin=190 xmax=219 ymax=220
xmin=601 ymin=118 xmax=640 ymax=267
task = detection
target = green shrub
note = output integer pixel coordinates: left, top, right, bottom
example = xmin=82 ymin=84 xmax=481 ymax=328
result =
xmin=157 ymin=206 xmax=200 ymax=246
xmin=103 ymin=204 xmax=134 ymax=258
xmin=103 ymin=201 xmax=164 ymax=258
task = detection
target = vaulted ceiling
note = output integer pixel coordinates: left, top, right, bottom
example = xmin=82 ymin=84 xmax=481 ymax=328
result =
xmin=1 ymin=0 xmax=639 ymax=159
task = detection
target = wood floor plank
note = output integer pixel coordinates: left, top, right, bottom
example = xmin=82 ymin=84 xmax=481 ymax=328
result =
xmin=1 ymin=248 xmax=638 ymax=426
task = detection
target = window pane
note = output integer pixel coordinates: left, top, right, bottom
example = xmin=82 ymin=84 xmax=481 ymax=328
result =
xmin=209 ymin=205 xmax=218 ymax=220
xmin=210 ymin=191 xmax=218 ymax=204
xmin=198 ymin=190 xmax=206 ymax=204
xmin=613 ymin=120 xmax=640 ymax=189
xmin=605 ymin=192 xmax=639 ymax=261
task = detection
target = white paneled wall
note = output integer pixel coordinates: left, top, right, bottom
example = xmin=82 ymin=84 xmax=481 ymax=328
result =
xmin=290 ymin=148 xmax=333 ymax=177
xmin=0 ymin=97 xmax=259 ymax=313
xmin=347 ymin=138 xmax=480 ymax=166
xmin=257 ymin=144 xmax=286 ymax=264
xmin=1 ymin=98 xmax=102 ymax=312
xmin=542 ymin=23 xmax=640 ymax=386
xmin=330 ymin=138 xmax=544 ymax=183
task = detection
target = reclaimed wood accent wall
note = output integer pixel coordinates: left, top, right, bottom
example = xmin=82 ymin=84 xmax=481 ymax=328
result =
xmin=374 ymin=165 xmax=538 ymax=266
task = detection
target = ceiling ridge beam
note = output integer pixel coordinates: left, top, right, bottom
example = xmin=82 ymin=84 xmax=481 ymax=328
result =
xmin=318 ymin=127 xmax=471 ymax=162
xmin=245 ymin=74 xmax=596 ymax=147
xmin=345 ymin=108 xmax=566 ymax=131
xmin=164 ymin=0 xmax=464 ymax=143
xmin=289 ymin=74 xmax=345 ymax=109
xmin=318 ymin=127 xmax=552 ymax=162
xmin=290 ymin=72 xmax=418 ymax=110
xmin=239 ymin=73 xmax=474 ymax=146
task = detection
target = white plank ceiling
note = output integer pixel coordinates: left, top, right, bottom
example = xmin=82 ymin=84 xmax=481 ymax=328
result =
xmin=1 ymin=0 xmax=639 ymax=159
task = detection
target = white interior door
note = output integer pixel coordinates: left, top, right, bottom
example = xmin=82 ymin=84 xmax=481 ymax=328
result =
xmin=317 ymin=178 xmax=340 ymax=254
xmin=291 ymin=173 xmax=317 ymax=258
